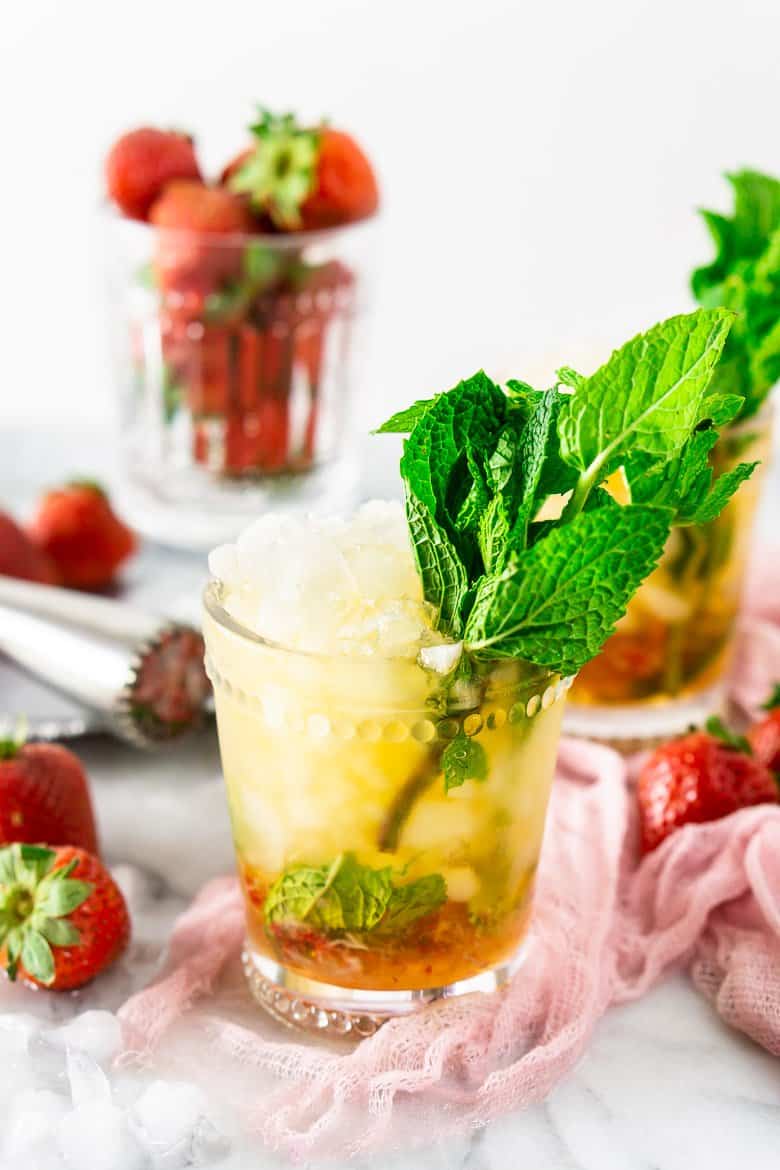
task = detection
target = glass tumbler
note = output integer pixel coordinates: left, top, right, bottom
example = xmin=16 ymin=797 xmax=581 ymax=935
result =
xmin=203 ymin=580 xmax=571 ymax=1037
xmin=103 ymin=213 xmax=378 ymax=548
xmin=565 ymin=409 xmax=773 ymax=746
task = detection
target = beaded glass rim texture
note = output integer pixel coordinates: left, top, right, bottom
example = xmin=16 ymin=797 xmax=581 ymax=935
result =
xmin=203 ymin=580 xmax=573 ymax=739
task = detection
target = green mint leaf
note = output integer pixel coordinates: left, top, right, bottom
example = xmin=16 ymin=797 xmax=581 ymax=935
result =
xmin=701 ymin=393 xmax=745 ymax=427
xmin=463 ymin=505 xmax=672 ymax=675
xmin=374 ymin=398 xmax=438 ymax=434
xmin=556 ymin=366 xmax=586 ymax=389
xmin=558 ymin=310 xmax=733 ymax=492
xmin=265 ymin=853 xmax=393 ymax=933
xmin=625 ymin=428 xmax=719 ymax=514
xmin=20 ymin=930 xmax=55 ymax=985
xmin=405 ymin=490 xmax=468 ymax=636
xmin=729 ymin=170 xmax=780 ymax=260
xmin=442 ymin=729 xmax=488 ymax=791
xmin=478 ymin=494 xmax=511 ymax=575
xmin=506 ymin=378 xmax=541 ymax=399
xmin=682 ymin=460 xmax=758 ymax=525
xmin=264 ymin=854 xmax=446 ymax=937
xmin=400 ymin=371 xmax=506 ymax=526
xmin=705 ymin=715 xmax=752 ymax=754
xmin=512 ymin=388 xmax=575 ymax=545
xmin=379 ymin=873 xmax=447 ymax=932
xmin=35 ymin=879 xmax=92 ymax=919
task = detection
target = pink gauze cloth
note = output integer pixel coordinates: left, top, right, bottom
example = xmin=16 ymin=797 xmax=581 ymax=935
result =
xmin=118 ymin=567 xmax=780 ymax=1159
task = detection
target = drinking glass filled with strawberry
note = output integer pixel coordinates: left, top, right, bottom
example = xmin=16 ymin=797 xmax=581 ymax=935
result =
xmin=104 ymin=110 xmax=379 ymax=539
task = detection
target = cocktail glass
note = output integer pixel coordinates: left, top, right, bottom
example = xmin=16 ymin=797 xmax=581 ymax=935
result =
xmin=203 ymin=578 xmax=571 ymax=1036
xmin=565 ymin=409 xmax=773 ymax=746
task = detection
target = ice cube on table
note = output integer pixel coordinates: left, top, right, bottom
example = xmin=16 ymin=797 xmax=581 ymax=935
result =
xmin=44 ymin=1011 xmax=122 ymax=1067
xmin=56 ymin=1102 xmax=146 ymax=1170
xmin=130 ymin=1079 xmax=230 ymax=1168
xmin=66 ymin=1050 xmax=112 ymax=1109
xmin=3 ymin=1088 xmax=69 ymax=1158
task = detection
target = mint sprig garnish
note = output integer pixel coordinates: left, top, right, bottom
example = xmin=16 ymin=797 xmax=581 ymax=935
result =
xmin=377 ymin=309 xmax=752 ymax=676
xmin=442 ymin=730 xmax=488 ymax=791
xmin=692 ymin=169 xmax=780 ymax=419
xmin=263 ymin=853 xmax=446 ymax=938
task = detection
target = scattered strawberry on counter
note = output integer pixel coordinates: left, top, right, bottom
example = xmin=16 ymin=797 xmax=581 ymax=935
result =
xmin=105 ymin=107 xmax=378 ymax=479
xmin=27 ymin=480 xmax=137 ymax=591
xmin=0 ymin=843 xmax=129 ymax=990
xmin=747 ymin=685 xmax=780 ymax=771
xmin=0 ymin=735 xmax=99 ymax=854
xmin=0 ymin=512 xmax=59 ymax=584
xmin=637 ymin=708 xmax=780 ymax=853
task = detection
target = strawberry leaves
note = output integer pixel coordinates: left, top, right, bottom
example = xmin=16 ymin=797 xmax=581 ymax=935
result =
xmin=0 ymin=844 xmax=91 ymax=985
xmin=229 ymin=108 xmax=320 ymax=229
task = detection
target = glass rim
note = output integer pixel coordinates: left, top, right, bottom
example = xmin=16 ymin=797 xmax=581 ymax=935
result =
xmin=100 ymin=203 xmax=379 ymax=251
xmin=203 ymin=578 xmax=446 ymax=666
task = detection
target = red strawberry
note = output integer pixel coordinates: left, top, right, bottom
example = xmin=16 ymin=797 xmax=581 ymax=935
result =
xmin=638 ymin=718 xmax=779 ymax=853
xmin=0 ymin=511 xmax=58 ymax=584
xmin=227 ymin=110 xmax=378 ymax=231
xmin=28 ymin=481 xmax=137 ymax=591
xmin=747 ymin=684 xmax=780 ymax=772
xmin=0 ymin=844 xmax=129 ymax=990
xmin=149 ymin=180 xmax=254 ymax=300
xmin=106 ymin=127 xmax=201 ymax=220
xmin=0 ymin=738 xmax=98 ymax=854
xmin=300 ymin=128 xmax=379 ymax=230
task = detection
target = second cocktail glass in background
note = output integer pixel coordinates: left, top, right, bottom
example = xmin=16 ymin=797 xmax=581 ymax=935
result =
xmin=565 ymin=406 xmax=774 ymax=745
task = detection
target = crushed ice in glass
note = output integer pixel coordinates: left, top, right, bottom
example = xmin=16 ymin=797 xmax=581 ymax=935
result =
xmin=210 ymin=500 xmax=450 ymax=657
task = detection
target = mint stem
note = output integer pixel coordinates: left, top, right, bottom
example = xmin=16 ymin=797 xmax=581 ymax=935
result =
xmin=560 ymin=468 xmax=597 ymax=523
xmin=378 ymin=742 xmax=445 ymax=853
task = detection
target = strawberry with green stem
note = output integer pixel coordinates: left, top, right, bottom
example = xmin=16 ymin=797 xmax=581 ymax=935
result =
xmin=0 ymin=844 xmax=130 ymax=989
xmin=748 ymin=684 xmax=780 ymax=772
xmin=227 ymin=109 xmax=379 ymax=232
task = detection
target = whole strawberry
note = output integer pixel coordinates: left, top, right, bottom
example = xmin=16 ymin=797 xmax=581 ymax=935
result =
xmin=638 ymin=717 xmax=779 ymax=853
xmin=748 ymin=684 xmax=780 ymax=772
xmin=0 ymin=844 xmax=129 ymax=990
xmin=28 ymin=481 xmax=137 ymax=590
xmin=149 ymin=180 xmax=254 ymax=300
xmin=227 ymin=109 xmax=378 ymax=231
xmin=106 ymin=127 xmax=201 ymax=220
xmin=0 ymin=511 xmax=58 ymax=584
xmin=0 ymin=738 xmax=98 ymax=854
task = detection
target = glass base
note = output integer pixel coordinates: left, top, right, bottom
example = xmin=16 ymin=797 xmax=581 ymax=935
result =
xmin=242 ymin=943 xmax=526 ymax=1038
xmin=117 ymin=455 xmax=359 ymax=551
xmin=563 ymin=681 xmax=727 ymax=752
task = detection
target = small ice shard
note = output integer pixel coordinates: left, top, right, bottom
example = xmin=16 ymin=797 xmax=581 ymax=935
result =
xmin=419 ymin=641 xmax=463 ymax=674
xmin=66 ymin=1049 xmax=112 ymax=1109
xmin=130 ymin=1079 xmax=230 ymax=1168
xmin=57 ymin=1102 xmax=146 ymax=1170
xmin=44 ymin=1011 xmax=122 ymax=1067
xmin=3 ymin=1088 xmax=69 ymax=1157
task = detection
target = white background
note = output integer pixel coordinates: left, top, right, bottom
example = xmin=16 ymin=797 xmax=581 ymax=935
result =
xmin=2 ymin=0 xmax=779 ymax=432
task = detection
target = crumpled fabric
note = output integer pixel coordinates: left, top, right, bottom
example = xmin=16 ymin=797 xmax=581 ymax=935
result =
xmin=119 ymin=574 xmax=780 ymax=1159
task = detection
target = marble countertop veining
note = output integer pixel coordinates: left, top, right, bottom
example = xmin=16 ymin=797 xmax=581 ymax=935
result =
xmin=0 ymin=428 xmax=779 ymax=1168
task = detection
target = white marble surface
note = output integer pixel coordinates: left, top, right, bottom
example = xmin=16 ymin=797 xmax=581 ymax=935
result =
xmin=1 ymin=429 xmax=779 ymax=1167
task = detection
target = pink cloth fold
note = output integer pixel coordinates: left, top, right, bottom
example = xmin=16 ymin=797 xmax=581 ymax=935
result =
xmin=118 ymin=572 xmax=780 ymax=1159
